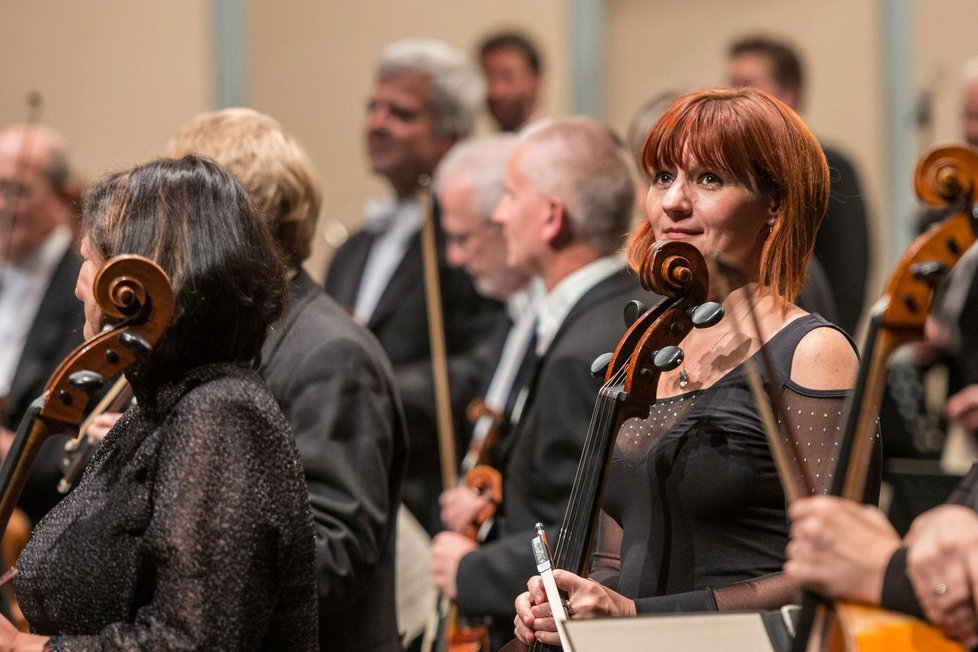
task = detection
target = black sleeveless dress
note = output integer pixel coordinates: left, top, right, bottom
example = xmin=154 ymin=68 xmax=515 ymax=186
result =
xmin=601 ymin=314 xmax=865 ymax=613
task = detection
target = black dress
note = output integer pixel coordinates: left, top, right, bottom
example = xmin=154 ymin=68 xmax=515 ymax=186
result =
xmin=600 ymin=314 xmax=863 ymax=613
xmin=14 ymin=362 xmax=318 ymax=650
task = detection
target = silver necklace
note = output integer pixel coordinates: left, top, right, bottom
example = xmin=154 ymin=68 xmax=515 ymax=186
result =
xmin=677 ymin=296 xmax=754 ymax=389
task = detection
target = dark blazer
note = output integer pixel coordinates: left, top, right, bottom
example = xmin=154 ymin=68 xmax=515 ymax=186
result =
xmin=4 ymin=246 xmax=84 ymax=526
xmin=261 ymin=271 xmax=408 ymax=652
xmin=815 ymin=145 xmax=870 ymax=335
xmin=325 ymin=215 xmax=503 ymax=533
xmin=455 ymin=268 xmax=644 ymax=623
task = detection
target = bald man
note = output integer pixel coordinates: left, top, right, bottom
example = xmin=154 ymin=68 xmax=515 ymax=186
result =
xmin=0 ymin=124 xmax=84 ymax=524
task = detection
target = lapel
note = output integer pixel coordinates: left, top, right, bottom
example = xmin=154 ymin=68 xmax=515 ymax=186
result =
xmin=367 ymin=199 xmax=445 ymax=332
xmin=326 ymin=231 xmax=374 ymax=311
xmin=367 ymin=231 xmax=423 ymax=331
xmin=493 ymin=269 xmax=635 ymax=467
xmin=7 ymin=248 xmax=83 ymax=411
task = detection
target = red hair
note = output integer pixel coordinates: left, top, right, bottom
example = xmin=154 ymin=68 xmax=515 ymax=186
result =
xmin=626 ymin=88 xmax=829 ymax=305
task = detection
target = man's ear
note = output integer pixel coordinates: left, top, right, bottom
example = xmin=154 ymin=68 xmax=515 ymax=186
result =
xmin=543 ymin=197 xmax=573 ymax=247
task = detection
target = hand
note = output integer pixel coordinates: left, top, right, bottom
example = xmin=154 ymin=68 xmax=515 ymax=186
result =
xmin=0 ymin=610 xmax=47 ymax=651
xmin=429 ymin=532 xmax=477 ymax=600
xmin=84 ymin=411 xmax=123 ymax=442
xmin=513 ymin=570 xmax=636 ymax=646
xmin=784 ymin=495 xmax=900 ymax=605
xmin=905 ymin=505 xmax=978 ymax=647
xmin=438 ymin=487 xmax=490 ymax=534
xmin=947 ymin=385 xmax=978 ymax=435
xmin=0 ymin=428 xmax=12 ymax=460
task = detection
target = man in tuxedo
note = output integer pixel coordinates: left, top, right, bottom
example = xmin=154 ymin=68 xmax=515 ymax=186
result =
xmin=478 ymin=31 xmax=544 ymax=133
xmin=431 ymin=134 xmax=542 ymax=533
xmin=0 ymin=124 xmax=84 ymax=525
xmin=171 ymin=108 xmax=408 ymax=651
xmin=727 ymin=35 xmax=870 ymax=335
xmin=429 ymin=118 xmax=644 ymax=647
xmin=324 ymin=39 xmax=502 ymax=536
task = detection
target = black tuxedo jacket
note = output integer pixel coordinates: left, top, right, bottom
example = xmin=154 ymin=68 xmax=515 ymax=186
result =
xmin=261 ymin=271 xmax=407 ymax=651
xmin=324 ymin=213 xmax=503 ymax=532
xmin=4 ymin=247 xmax=84 ymax=525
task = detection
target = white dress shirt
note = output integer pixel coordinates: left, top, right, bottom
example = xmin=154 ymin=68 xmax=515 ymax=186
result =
xmin=0 ymin=228 xmax=72 ymax=396
xmin=352 ymin=198 xmax=424 ymax=326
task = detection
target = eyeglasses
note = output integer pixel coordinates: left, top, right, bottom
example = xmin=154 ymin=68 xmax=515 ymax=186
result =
xmin=445 ymin=221 xmax=495 ymax=248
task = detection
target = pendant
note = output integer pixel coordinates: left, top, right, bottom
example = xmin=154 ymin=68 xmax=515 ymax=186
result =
xmin=678 ymin=367 xmax=689 ymax=389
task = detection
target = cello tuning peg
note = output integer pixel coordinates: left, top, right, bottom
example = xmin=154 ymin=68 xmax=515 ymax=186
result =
xmin=623 ymin=300 xmax=649 ymax=327
xmin=591 ymin=352 xmax=614 ymax=378
xmin=652 ymin=345 xmax=684 ymax=372
xmin=68 ymin=370 xmax=105 ymax=393
xmin=688 ymin=301 xmax=725 ymax=328
xmin=119 ymin=332 xmax=152 ymax=355
xmin=910 ymin=260 xmax=947 ymax=283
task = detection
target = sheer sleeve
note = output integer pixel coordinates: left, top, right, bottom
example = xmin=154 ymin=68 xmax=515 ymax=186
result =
xmin=588 ymin=511 xmax=622 ymax=588
xmin=778 ymin=381 xmax=881 ymax=502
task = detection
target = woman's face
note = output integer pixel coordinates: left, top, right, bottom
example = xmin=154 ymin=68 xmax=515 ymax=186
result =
xmin=645 ymin=156 xmax=776 ymax=271
xmin=75 ymin=237 xmax=104 ymax=340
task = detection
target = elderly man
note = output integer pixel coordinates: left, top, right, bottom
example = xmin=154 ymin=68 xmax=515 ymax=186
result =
xmin=429 ymin=118 xmax=643 ymax=647
xmin=324 ymin=40 xmax=502 ymax=537
xmin=432 ymin=134 xmax=542 ymax=536
xmin=478 ymin=32 xmax=544 ymax=132
xmin=0 ymin=124 xmax=84 ymax=525
xmin=170 ymin=109 xmax=407 ymax=651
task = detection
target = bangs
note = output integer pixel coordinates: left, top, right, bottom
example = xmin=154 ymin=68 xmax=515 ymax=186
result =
xmin=642 ymin=91 xmax=773 ymax=194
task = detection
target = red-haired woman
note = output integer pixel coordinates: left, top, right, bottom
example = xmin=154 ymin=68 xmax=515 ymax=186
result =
xmin=514 ymin=87 xmax=868 ymax=646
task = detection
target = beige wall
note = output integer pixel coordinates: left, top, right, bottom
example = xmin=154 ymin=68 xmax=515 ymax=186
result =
xmin=0 ymin=0 xmax=212 ymax=182
xmin=244 ymin=1 xmax=569 ymax=280
xmin=4 ymin=0 xmax=978 ymax=297
xmin=607 ymin=0 xmax=885 ymax=300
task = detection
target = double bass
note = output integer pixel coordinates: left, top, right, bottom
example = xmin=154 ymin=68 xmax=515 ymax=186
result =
xmin=794 ymin=145 xmax=978 ymax=651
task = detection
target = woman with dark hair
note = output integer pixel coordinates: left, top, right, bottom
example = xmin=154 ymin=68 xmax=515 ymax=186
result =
xmin=514 ymin=88 xmax=867 ymax=645
xmin=0 ymin=155 xmax=317 ymax=650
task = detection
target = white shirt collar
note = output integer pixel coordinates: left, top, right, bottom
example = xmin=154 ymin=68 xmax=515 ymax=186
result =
xmin=536 ymin=254 xmax=625 ymax=355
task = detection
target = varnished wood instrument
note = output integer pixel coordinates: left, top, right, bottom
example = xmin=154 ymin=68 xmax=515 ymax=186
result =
xmin=57 ymin=375 xmax=132 ymax=495
xmin=794 ymin=145 xmax=978 ymax=652
xmin=507 ymin=240 xmax=722 ymax=652
xmin=0 ymin=255 xmax=172 ymax=543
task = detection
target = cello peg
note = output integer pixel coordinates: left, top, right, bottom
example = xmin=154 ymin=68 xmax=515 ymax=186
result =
xmin=652 ymin=345 xmax=684 ymax=371
xmin=591 ymin=352 xmax=614 ymax=378
xmin=119 ymin=332 xmax=152 ymax=355
xmin=910 ymin=260 xmax=947 ymax=283
xmin=623 ymin=300 xmax=649 ymax=327
xmin=68 ymin=370 xmax=105 ymax=393
xmin=688 ymin=301 xmax=725 ymax=328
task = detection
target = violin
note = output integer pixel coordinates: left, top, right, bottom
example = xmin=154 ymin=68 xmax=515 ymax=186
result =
xmin=0 ymin=254 xmax=172 ymax=544
xmin=506 ymin=240 xmax=722 ymax=652
xmin=794 ymin=145 xmax=978 ymax=652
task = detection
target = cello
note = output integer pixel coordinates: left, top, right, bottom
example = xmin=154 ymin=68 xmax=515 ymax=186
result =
xmin=793 ymin=144 xmax=978 ymax=652
xmin=508 ymin=239 xmax=723 ymax=652
xmin=0 ymin=254 xmax=172 ymax=559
